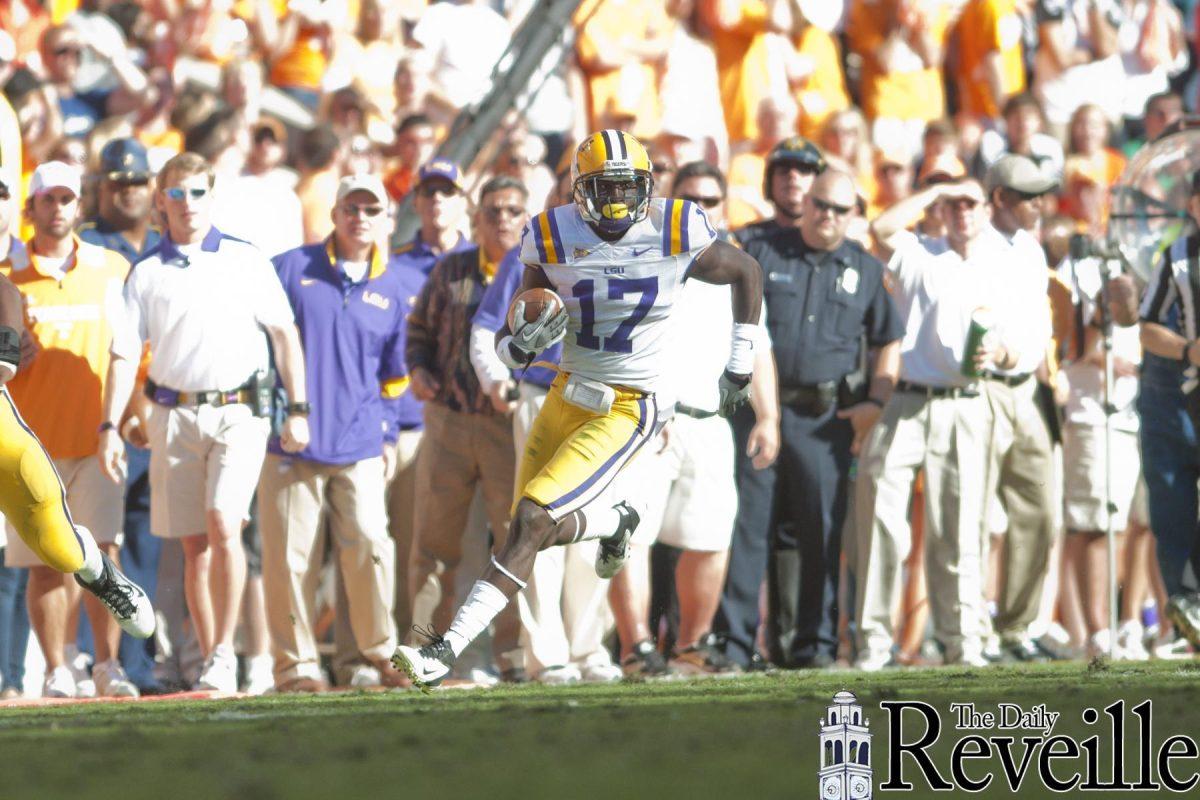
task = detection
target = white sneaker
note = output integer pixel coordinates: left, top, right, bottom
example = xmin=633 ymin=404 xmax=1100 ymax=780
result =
xmin=64 ymin=645 xmax=95 ymax=698
xmin=243 ymin=654 xmax=274 ymax=695
xmin=1115 ymin=621 xmax=1150 ymax=662
xmin=43 ymin=666 xmax=77 ymax=698
xmin=854 ymin=651 xmax=894 ymax=672
xmin=536 ymin=665 xmax=582 ymax=685
xmin=595 ymin=502 xmax=640 ymax=579
xmin=580 ymin=662 xmax=623 ymax=683
xmin=391 ymin=640 xmax=455 ymax=692
xmin=74 ymin=551 xmax=155 ymax=639
xmin=1154 ymin=636 xmax=1195 ymax=660
xmin=195 ymin=645 xmax=239 ymax=694
xmin=348 ymin=664 xmax=382 ymax=688
xmin=93 ymin=660 xmax=140 ymax=698
xmin=1088 ymin=629 xmax=1113 ymax=659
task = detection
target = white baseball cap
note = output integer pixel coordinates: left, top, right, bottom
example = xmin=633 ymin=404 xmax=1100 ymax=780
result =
xmin=336 ymin=173 xmax=388 ymax=205
xmin=29 ymin=161 xmax=83 ymax=198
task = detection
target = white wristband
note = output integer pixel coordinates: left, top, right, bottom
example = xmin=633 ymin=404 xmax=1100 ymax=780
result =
xmin=497 ymin=334 xmax=526 ymax=370
xmin=727 ymin=323 xmax=760 ymax=376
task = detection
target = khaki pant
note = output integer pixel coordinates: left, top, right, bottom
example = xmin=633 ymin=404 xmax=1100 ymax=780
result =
xmin=410 ymin=403 xmax=520 ymax=671
xmin=855 ymin=390 xmax=989 ymax=663
xmin=258 ymin=454 xmax=397 ymax=683
xmin=512 ymin=384 xmax=614 ymax=675
xmin=387 ymin=429 xmax=423 ymax=636
xmin=983 ymin=379 xmax=1056 ymax=641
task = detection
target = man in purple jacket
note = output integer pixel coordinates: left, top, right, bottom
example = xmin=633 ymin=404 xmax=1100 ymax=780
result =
xmin=258 ymin=174 xmax=408 ymax=692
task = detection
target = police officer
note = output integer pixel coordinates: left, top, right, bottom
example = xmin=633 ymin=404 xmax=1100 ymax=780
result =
xmin=713 ymin=136 xmax=828 ymax=670
xmin=78 ymin=138 xmax=162 ymax=692
xmin=729 ymin=169 xmax=903 ymax=669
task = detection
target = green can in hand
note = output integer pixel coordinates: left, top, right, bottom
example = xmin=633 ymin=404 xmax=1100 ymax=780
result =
xmin=961 ymin=307 xmax=995 ymax=378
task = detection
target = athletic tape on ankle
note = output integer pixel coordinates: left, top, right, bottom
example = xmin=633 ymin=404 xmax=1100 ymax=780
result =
xmin=490 ymin=554 xmax=527 ymax=590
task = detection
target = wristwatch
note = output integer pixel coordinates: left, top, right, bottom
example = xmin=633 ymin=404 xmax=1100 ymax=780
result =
xmin=286 ymin=401 xmax=311 ymax=417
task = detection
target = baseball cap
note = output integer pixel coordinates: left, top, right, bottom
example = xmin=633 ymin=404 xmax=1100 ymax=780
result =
xmin=417 ymin=158 xmax=464 ymax=191
xmin=986 ymin=154 xmax=1058 ymax=194
xmin=99 ymin=138 xmax=152 ymax=181
xmin=252 ymin=117 xmax=288 ymax=147
xmin=336 ymin=173 xmax=389 ymax=205
xmin=29 ymin=161 xmax=82 ymax=198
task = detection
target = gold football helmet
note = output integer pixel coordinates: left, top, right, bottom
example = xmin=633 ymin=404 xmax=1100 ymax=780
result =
xmin=572 ymin=130 xmax=654 ymax=237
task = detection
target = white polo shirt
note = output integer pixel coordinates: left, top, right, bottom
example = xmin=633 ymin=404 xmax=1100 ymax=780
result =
xmin=112 ymin=228 xmax=294 ymax=392
xmin=887 ymin=229 xmax=1022 ymax=388
xmin=991 ymin=227 xmax=1052 ymax=377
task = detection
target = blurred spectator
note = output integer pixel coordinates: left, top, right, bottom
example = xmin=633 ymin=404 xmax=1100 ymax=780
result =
xmin=412 ymin=0 xmax=511 ymax=115
xmin=36 ymin=23 xmax=151 ymax=138
xmin=982 ymin=155 xmax=1058 ymax=662
xmin=219 ymin=61 xmax=266 ymax=135
xmin=576 ymin=0 xmax=670 ymax=140
xmin=264 ymin=0 xmax=340 ymax=111
xmin=737 ymin=135 xmax=825 ymax=247
xmin=871 ymin=147 xmax=914 ymax=218
xmin=1117 ymin=0 xmax=1187 ymax=140
xmin=261 ymin=174 xmax=405 ymax=692
xmin=848 ymin=0 xmax=952 ymax=156
xmin=659 ymin=0 xmax=729 ymax=167
xmin=383 ymin=113 xmax=436 ymax=203
xmin=245 ymin=117 xmax=296 ymax=188
xmin=4 ymin=162 xmax=136 ymax=698
xmin=819 ymin=107 xmax=877 ymax=204
xmin=860 ymin=178 xmax=1027 ymax=669
xmin=954 ymin=0 xmax=1027 ymax=126
xmin=388 ymin=159 xmax=471 ymax=638
xmin=701 ymin=0 xmax=791 ymax=146
xmin=404 ymin=176 xmax=527 ymax=680
xmin=295 ymin=125 xmax=344 ymax=245
xmin=1032 ymin=0 xmax=1124 ymax=136
xmin=78 ymin=139 xmax=162 ymax=691
xmin=1140 ymin=90 xmax=1184 ymax=147
xmin=1066 ymin=103 xmax=1127 ymax=189
xmin=978 ymin=92 xmax=1066 ymax=176
xmin=727 ymin=96 xmax=798 ymax=229
xmin=791 ymin=2 xmax=851 ymax=142
xmin=913 ymin=151 xmax=966 ymax=246
xmin=100 ymin=152 xmax=310 ymax=694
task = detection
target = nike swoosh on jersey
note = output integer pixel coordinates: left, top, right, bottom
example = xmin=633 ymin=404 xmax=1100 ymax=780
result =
xmin=631 ymin=247 xmax=652 ymax=257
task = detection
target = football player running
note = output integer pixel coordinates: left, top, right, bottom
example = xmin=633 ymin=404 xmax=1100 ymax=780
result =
xmin=394 ymin=130 xmax=763 ymax=690
xmin=0 ymin=273 xmax=155 ymax=641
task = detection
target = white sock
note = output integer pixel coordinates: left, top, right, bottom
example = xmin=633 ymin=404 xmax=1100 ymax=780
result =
xmin=575 ymin=502 xmax=621 ymax=542
xmin=445 ymin=581 xmax=509 ymax=657
xmin=74 ymin=526 xmax=104 ymax=583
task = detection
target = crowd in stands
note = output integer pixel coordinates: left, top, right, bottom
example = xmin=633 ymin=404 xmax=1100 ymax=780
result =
xmin=0 ymin=0 xmax=1199 ymax=696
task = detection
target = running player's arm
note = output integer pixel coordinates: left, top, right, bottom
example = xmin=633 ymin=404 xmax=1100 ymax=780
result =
xmin=0 ymin=274 xmax=21 ymax=382
xmin=687 ymin=239 xmax=763 ymax=326
xmin=492 ymin=263 xmax=555 ymax=346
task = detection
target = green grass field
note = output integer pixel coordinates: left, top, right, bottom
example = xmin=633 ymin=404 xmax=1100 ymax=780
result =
xmin=1 ymin=661 xmax=1197 ymax=800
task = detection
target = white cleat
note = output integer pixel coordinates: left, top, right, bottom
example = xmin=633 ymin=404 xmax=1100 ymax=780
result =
xmin=595 ymin=502 xmax=639 ymax=579
xmin=42 ymin=666 xmax=76 ymax=699
xmin=242 ymin=654 xmax=275 ymax=695
xmin=93 ymin=660 xmax=140 ymax=698
xmin=536 ymin=665 xmax=582 ymax=685
xmin=195 ymin=644 xmax=239 ymax=694
xmin=75 ymin=553 xmax=155 ymax=639
xmin=391 ymin=640 xmax=455 ymax=693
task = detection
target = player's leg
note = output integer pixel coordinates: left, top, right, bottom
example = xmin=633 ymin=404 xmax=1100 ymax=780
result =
xmin=0 ymin=389 xmax=154 ymax=639
xmin=393 ymin=383 xmax=658 ymax=689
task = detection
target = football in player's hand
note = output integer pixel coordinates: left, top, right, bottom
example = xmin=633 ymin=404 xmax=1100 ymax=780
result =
xmin=507 ymin=288 xmax=565 ymax=330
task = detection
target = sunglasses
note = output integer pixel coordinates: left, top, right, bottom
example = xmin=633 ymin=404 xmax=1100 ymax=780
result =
xmin=681 ymin=194 xmax=722 ymax=209
xmin=417 ymin=183 xmax=459 ymax=198
xmin=779 ymin=162 xmax=821 ymax=176
xmin=483 ymin=205 xmax=524 ymax=221
xmin=811 ymin=196 xmax=854 ymax=217
xmin=164 ymin=186 xmax=209 ymax=201
xmin=110 ymin=174 xmax=150 ymax=187
xmin=342 ymin=203 xmax=384 ymax=218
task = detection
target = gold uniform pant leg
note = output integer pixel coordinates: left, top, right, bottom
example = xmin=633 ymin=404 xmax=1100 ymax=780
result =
xmin=0 ymin=389 xmax=85 ymax=573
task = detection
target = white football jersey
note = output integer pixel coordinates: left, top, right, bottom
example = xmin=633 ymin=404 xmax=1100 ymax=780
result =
xmin=520 ymin=198 xmax=718 ymax=392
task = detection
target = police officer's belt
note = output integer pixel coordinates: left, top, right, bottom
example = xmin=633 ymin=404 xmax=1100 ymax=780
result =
xmin=145 ymin=377 xmax=255 ymax=408
xmin=896 ymin=380 xmax=979 ymax=399
xmin=675 ymin=403 xmax=718 ymax=419
xmin=779 ymin=382 xmax=838 ymax=413
xmin=983 ymin=371 xmax=1032 ymax=387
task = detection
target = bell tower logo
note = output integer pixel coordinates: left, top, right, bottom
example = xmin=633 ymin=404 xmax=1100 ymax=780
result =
xmin=818 ymin=691 xmax=872 ymax=800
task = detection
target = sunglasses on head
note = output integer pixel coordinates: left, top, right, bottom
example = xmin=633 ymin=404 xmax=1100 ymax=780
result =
xmin=681 ymin=194 xmax=722 ymax=209
xmin=342 ymin=203 xmax=384 ymax=218
xmin=483 ymin=205 xmax=524 ymax=222
xmin=165 ymin=186 xmax=209 ymax=201
xmin=811 ymin=196 xmax=854 ymax=217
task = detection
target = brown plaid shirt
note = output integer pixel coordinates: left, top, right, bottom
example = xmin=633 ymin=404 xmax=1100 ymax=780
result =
xmin=405 ymin=245 xmax=498 ymax=415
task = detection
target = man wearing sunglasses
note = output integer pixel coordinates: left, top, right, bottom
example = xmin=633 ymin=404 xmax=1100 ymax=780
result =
xmin=98 ymin=152 xmax=310 ymax=694
xmin=981 ymin=155 xmax=1058 ymax=664
xmin=387 ymin=159 xmax=470 ymax=639
xmin=257 ymin=174 xmax=408 ymax=692
xmin=719 ymin=169 xmax=903 ymax=671
xmin=860 ymin=176 xmax=1027 ymax=670
xmin=78 ymin=137 xmax=162 ymax=694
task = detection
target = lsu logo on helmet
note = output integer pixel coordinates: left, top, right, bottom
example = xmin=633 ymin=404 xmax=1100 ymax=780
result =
xmin=572 ymin=130 xmax=654 ymax=237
